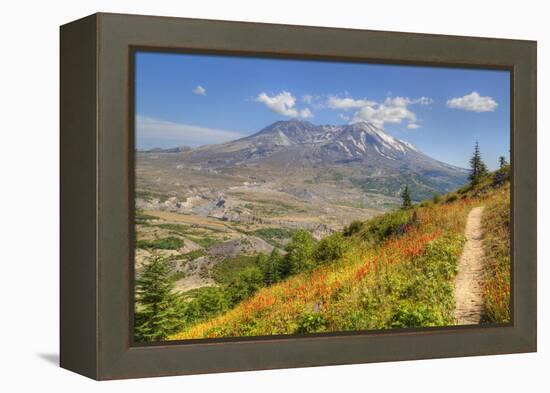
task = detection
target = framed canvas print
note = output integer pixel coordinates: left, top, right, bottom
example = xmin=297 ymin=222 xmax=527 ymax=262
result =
xmin=60 ymin=13 xmax=537 ymax=380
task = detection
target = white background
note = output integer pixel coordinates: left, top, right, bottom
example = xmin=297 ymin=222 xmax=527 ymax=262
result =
xmin=0 ymin=0 xmax=547 ymax=391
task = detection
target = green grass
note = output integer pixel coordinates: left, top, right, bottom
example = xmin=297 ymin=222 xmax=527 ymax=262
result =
xmin=481 ymin=183 xmax=511 ymax=323
xmin=185 ymin=235 xmax=221 ymax=248
xmin=151 ymin=223 xmax=223 ymax=248
xmin=376 ymin=235 xmax=463 ymax=328
xmin=212 ymin=255 xmax=261 ymax=285
xmin=250 ymin=228 xmax=297 ymax=246
xmin=136 ymin=190 xmax=169 ymax=203
xmin=335 ymin=200 xmax=376 ymax=210
xmin=170 ymin=271 xmax=186 ymax=282
xmin=136 ymin=237 xmax=185 ymax=250
xmin=359 ymin=172 xmax=455 ymax=201
xmin=356 ymin=209 xmax=414 ymax=244
xmin=135 ymin=210 xmax=157 ymax=225
xmin=180 ymin=249 xmax=206 ymax=261
xmin=159 ymin=223 xmax=226 ymax=235
xmin=445 ymin=194 xmax=458 ymax=203
xmin=229 ymin=193 xmax=306 ymax=215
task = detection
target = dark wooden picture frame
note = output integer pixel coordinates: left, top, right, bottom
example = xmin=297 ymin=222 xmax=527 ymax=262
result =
xmin=60 ymin=12 xmax=537 ymax=380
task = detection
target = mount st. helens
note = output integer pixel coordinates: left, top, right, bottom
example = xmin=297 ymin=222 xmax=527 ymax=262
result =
xmin=138 ymin=119 xmax=467 ymax=207
xmin=188 ymin=120 xmax=457 ymax=176
xmin=135 ymin=120 xmax=468 ymax=292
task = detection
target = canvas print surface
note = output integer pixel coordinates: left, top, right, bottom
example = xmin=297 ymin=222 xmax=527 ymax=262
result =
xmin=133 ymin=52 xmax=511 ymax=342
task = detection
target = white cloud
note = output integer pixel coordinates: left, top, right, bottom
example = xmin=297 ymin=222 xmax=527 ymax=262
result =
xmin=327 ymin=95 xmax=376 ymax=110
xmin=416 ymin=96 xmax=433 ymax=105
xmin=326 ymin=94 xmax=431 ymax=129
xmin=255 ymin=91 xmax=313 ymax=118
xmin=384 ymin=96 xmax=433 ymax=107
xmin=299 ymin=108 xmax=313 ymax=118
xmin=302 ymin=94 xmax=313 ymax=104
xmin=192 ymin=85 xmax=206 ymax=95
xmin=301 ymin=94 xmax=325 ymax=109
xmin=384 ymin=96 xmax=411 ymax=107
xmin=136 ymin=116 xmax=246 ymax=147
xmin=446 ymin=91 xmax=497 ymax=112
xmin=350 ymin=97 xmax=418 ymax=127
xmin=338 ymin=113 xmax=350 ymax=122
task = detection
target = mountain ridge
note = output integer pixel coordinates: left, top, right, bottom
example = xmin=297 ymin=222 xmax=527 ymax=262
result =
xmin=141 ymin=120 xmax=468 ymax=199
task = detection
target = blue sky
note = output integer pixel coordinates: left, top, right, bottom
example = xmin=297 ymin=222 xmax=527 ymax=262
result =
xmin=135 ymin=51 xmax=510 ymax=170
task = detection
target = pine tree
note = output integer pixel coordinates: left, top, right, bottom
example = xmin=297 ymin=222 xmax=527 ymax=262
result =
xmin=498 ymin=155 xmax=509 ymax=169
xmin=134 ymin=253 xmax=183 ymax=342
xmin=401 ymin=185 xmax=412 ymax=209
xmin=494 ymin=155 xmax=510 ymax=185
xmin=469 ymin=141 xmax=488 ymax=185
xmin=285 ymin=229 xmax=317 ymax=274
xmin=262 ymin=249 xmax=282 ymax=285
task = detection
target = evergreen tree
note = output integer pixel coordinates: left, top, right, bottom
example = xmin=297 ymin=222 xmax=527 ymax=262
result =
xmin=469 ymin=141 xmax=488 ymax=184
xmin=225 ymin=266 xmax=263 ymax=305
xmin=401 ymin=185 xmax=412 ymax=209
xmin=183 ymin=286 xmax=229 ymax=324
xmin=498 ymin=155 xmax=509 ymax=169
xmin=134 ymin=253 xmax=183 ymax=342
xmin=313 ymin=233 xmax=347 ymax=265
xmin=494 ymin=155 xmax=510 ymax=185
xmin=284 ymin=229 xmax=317 ymax=274
xmin=262 ymin=249 xmax=283 ymax=285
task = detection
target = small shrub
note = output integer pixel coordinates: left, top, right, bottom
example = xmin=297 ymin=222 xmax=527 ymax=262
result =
xmin=136 ymin=237 xmax=184 ymax=250
xmin=252 ymin=227 xmax=297 ymax=246
xmin=225 ymin=266 xmax=264 ymax=305
xmin=445 ymin=194 xmax=458 ymax=203
xmin=170 ymin=271 xmax=186 ymax=282
xmin=432 ymin=192 xmax=442 ymax=203
xmin=296 ymin=310 xmax=327 ymax=333
xmin=313 ymin=233 xmax=348 ymax=265
xmin=390 ymin=302 xmax=446 ymax=328
xmin=212 ymin=255 xmax=259 ymax=284
xmin=184 ymin=287 xmax=230 ymax=324
xmin=419 ymin=200 xmax=432 ymax=208
xmin=343 ymin=220 xmax=364 ymax=237
xmin=360 ymin=209 xmax=413 ymax=243
xmin=186 ymin=235 xmax=221 ymax=248
xmin=135 ymin=210 xmax=157 ymax=225
xmin=181 ymin=249 xmax=205 ymax=261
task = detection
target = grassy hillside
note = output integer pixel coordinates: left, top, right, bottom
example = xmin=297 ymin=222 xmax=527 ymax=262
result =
xmin=481 ymin=180 xmax=511 ymax=323
xmin=167 ymin=170 xmax=510 ymax=340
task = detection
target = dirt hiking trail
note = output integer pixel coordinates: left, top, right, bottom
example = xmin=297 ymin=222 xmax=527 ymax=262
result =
xmin=454 ymin=206 xmax=486 ymax=325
